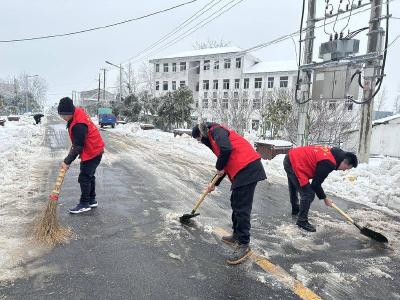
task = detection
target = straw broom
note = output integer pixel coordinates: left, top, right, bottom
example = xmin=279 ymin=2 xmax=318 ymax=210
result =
xmin=34 ymin=167 xmax=72 ymax=245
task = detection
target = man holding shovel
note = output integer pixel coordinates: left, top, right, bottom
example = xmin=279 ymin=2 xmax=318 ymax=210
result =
xmin=192 ymin=122 xmax=266 ymax=265
xmin=57 ymin=97 xmax=104 ymax=214
xmin=283 ymin=146 xmax=358 ymax=232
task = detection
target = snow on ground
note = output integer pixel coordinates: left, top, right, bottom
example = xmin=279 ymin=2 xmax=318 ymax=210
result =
xmin=0 ymin=116 xmax=49 ymax=281
xmin=263 ymin=154 xmax=400 ymax=213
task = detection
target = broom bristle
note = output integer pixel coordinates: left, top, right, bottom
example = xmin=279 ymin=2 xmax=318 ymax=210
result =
xmin=34 ymin=200 xmax=72 ymax=245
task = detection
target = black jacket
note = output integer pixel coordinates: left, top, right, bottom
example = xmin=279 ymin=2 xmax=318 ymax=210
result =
xmin=64 ymin=121 xmax=88 ymax=165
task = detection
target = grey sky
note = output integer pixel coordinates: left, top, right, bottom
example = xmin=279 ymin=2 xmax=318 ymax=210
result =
xmin=0 ymin=0 xmax=399 ymax=109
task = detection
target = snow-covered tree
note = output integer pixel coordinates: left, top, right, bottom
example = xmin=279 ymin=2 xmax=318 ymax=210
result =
xmin=193 ymin=39 xmax=231 ymax=50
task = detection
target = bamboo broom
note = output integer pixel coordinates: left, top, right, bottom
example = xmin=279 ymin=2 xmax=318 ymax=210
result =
xmin=34 ymin=167 xmax=72 ymax=245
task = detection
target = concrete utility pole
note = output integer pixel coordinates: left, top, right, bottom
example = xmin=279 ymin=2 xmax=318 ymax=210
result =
xmin=100 ymin=68 xmax=107 ymax=101
xmin=358 ymin=0 xmax=384 ymax=163
xmin=297 ymin=0 xmax=316 ymax=146
xmin=97 ymin=73 xmax=101 ymax=102
xmin=119 ymin=64 xmax=123 ymax=102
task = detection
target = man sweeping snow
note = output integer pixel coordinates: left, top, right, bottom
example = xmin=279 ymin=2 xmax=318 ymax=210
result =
xmin=58 ymin=97 xmax=104 ymax=214
xmin=283 ymin=146 xmax=358 ymax=232
xmin=192 ymin=122 xmax=266 ymax=265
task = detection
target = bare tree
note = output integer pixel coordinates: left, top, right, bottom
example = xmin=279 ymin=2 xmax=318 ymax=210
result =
xmin=138 ymin=62 xmax=154 ymax=95
xmin=193 ymin=39 xmax=232 ymax=50
xmin=375 ymin=86 xmax=387 ymax=111
xmin=393 ymin=85 xmax=400 ymax=113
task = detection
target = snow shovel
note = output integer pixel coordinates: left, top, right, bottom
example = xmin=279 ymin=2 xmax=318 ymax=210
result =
xmin=331 ymin=203 xmax=388 ymax=243
xmin=179 ymin=174 xmax=220 ymax=224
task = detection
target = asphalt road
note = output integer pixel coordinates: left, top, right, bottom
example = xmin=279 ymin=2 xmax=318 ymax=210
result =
xmin=1 ymin=117 xmax=399 ymax=300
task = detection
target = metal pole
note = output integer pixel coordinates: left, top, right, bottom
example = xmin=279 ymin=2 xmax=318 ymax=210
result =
xmin=103 ymin=68 xmax=106 ymax=101
xmin=98 ymin=73 xmax=101 ymax=102
xmin=357 ymin=0 xmax=384 ymax=163
xmin=119 ymin=64 xmax=123 ymax=102
xmin=296 ymin=0 xmax=316 ymax=146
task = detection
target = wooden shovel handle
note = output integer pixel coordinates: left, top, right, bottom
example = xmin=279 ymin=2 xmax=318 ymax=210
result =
xmin=192 ymin=174 xmax=220 ymax=213
xmin=331 ymin=203 xmax=354 ymax=224
xmin=50 ymin=168 xmax=67 ymax=197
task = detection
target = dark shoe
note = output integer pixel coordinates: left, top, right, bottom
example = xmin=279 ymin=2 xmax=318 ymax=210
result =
xmin=221 ymin=233 xmax=239 ymax=246
xmin=89 ymin=200 xmax=98 ymax=208
xmin=226 ymin=244 xmax=252 ymax=265
xmin=296 ymin=221 xmax=316 ymax=232
xmin=70 ymin=203 xmax=91 ymax=214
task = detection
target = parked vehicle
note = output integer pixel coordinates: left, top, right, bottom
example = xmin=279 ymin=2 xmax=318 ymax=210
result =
xmin=98 ymin=107 xmax=116 ymax=128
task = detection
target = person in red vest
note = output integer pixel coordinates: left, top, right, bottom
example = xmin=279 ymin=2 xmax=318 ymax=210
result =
xmin=284 ymin=146 xmax=358 ymax=232
xmin=192 ymin=122 xmax=266 ymax=265
xmin=58 ymin=97 xmax=105 ymax=214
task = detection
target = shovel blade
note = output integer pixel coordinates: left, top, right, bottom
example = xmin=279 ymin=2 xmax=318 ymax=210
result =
xmin=360 ymin=227 xmax=388 ymax=243
xmin=179 ymin=213 xmax=200 ymax=224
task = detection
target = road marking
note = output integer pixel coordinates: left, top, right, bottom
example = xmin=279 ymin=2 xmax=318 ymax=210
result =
xmin=213 ymin=227 xmax=322 ymax=300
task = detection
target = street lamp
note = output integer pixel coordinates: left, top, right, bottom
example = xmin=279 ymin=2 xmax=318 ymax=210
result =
xmin=105 ymin=61 xmax=124 ymax=102
xmin=25 ymin=74 xmax=39 ymax=113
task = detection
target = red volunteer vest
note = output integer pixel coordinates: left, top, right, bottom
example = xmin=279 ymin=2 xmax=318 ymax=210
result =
xmin=68 ymin=107 xmax=104 ymax=161
xmin=208 ymin=125 xmax=261 ymax=180
xmin=289 ymin=145 xmax=337 ymax=187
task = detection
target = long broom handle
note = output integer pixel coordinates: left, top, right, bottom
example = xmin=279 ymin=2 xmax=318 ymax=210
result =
xmin=192 ymin=174 xmax=220 ymax=213
xmin=331 ymin=203 xmax=355 ymax=224
xmin=50 ymin=168 xmax=67 ymax=200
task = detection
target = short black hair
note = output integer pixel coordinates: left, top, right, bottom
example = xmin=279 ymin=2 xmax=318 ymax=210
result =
xmin=192 ymin=124 xmax=200 ymax=138
xmin=344 ymin=152 xmax=358 ymax=168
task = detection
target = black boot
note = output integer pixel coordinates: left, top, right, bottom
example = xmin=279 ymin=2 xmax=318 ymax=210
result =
xmin=221 ymin=233 xmax=239 ymax=246
xmin=296 ymin=220 xmax=316 ymax=232
xmin=226 ymin=244 xmax=252 ymax=265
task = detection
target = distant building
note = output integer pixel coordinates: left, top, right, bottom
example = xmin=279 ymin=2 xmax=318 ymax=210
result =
xmin=149 ymin=47 xmax=298 ymax=131
xmin=78 ymin=89 xmax=115 ymax=108
xmin=342 ymin=114 xmax=400 ymax=157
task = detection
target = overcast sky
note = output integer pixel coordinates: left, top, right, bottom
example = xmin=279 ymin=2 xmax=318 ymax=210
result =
xmin=1 ymin=0 xmax=399 ymax=109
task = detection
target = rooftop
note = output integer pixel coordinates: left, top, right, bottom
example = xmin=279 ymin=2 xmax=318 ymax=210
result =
xmin=373 ymin=113 xmax=400 ymax=125
xmin=150 ymin=46 xmax=244 ymax=60
xmin=244 ymin=60 xmax=298 ymax=74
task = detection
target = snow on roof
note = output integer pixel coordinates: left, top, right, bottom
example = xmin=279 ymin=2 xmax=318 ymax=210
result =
xmin=373 ymin=113 xmax=400 ymax=125
xmin=151 ymin=46 xmax=243 ymax=60
xmin=244 ymin=60 xmax=298 ymax=74
xmin=255 ymin=139 xmax=293 ymax=147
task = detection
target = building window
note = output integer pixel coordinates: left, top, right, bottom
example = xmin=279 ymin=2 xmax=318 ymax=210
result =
xmin=244 ymin=78 xmax=249 ymax=89
xmin=180 ymin=80 xmax=186 ymax=87
xmin=172 ymin=63 xmax=177 ymax=72
xmin=214 ymin=61 xmax=219 ymax=70
xmin=234 ymin=91 xmax=239 ymax=99
xmin=254 ymin=91 xmax=261 ymax=99
xmin=172 ymin=81 xmax=176 ymax=90
xmin=224 ymin=59 xmax=231 ymax=69
xmin=203 ymin=80 xmax=209 ymax=90
xmin=204 ymin=60 xmax=210 ymax=70
xmin=268 ymin=77 xmax=274 ymax=88
xmin=213 ymin=91 xmax=218 ymax=99
xmin=213 ymin=80 xmax=219 ymax=90
xmin=255 ymin=78 xmax=262 ymax=89
xmin=155 ymin=81 xmax=159 ymax=90
xmin=222 ymin=98 xmax=229 ymax=109
xmin=155 ymin=64 xmax=160 ymax=72
xmin=223 ymin=79 xmax=230 ymax=90
xmin=243 ymin=91 xmax=248 ymax=99
xmin=223 ymin=91 xmax=229 ymax=98
xmin=196 ymin=82 xmax=199 ymax=92
xmin=202 ymin=98 xmax=209 ymax=109
xmin=280 ymin=76 xmax=288 ymax=88
xmin=328 ymin=100 xmax=337 ymax=110
xmin=252 ymin=120 xmax=260 ymax=130
xmin=163 ymin=63 xmax=169 ymax=72
xmin=163 ymin=81 xmax=168 ymax=91
xmin=345 ymin=100 xmax=353 ymax=111
xmin=195 ymin=101 xmax=199 ymax=108
xmin=233 ymin=98 xmax=239 ymax=108
xmin=253 ymin=99 xmax=261 ymax=109
xmin=234 ymin=79 xmax=240 ymax=89
xmin=203 ymin=91 xmax=208 ymax=99
xmin=180 ymin=62 xmax=186 ymax=71
xmin=212 ymin=98 xmax=217 ymax=108
xmin=236 ymin=58 xmax=241 ymax=69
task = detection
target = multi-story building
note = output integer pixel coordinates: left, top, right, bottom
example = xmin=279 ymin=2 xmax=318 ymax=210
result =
xmin=149 ymin=47 xmax=298 ymax=132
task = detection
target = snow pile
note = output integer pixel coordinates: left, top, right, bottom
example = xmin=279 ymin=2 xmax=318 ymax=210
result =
xmin=0 ymin=116 xmax=48 ymax=281
xmin=263 ymin=154 xmax=400 ymax=212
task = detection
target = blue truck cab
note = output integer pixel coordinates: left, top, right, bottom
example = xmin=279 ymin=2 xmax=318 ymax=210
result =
xmin=98 ymin=107 xmax=117 ymax=128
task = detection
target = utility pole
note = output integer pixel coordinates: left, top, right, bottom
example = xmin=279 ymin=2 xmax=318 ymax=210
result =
xmin=119 ymin=64 xmax=123 ymax=102
xmin=358 ymin=0 xmax=384 ymax=163
xmin=98 ymin=73 xmax=101 ymax=102
xmin=297 ymin=0 xmax=316 ymax=146
xmin=128 ymin=62 xmax=132 ymax=95
xmin=100 ymin=68 xmax=107 ymax=101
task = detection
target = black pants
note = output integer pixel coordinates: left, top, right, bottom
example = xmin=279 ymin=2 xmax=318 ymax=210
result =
xmin=230 ymin=182 xmax=257 ymax=245
xmin=79 ymin=154 xmax=102 ymax=203
xmin=283 ymin=155 xmax=315 ymax=222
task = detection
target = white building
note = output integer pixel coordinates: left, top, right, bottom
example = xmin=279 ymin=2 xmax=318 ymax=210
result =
xmin=342 ymin=114 xmax=400 ymax=157
xmin=149 ymin=47 xmax=297 ymax=131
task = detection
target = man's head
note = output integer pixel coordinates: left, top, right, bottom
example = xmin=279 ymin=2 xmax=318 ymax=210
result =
xmin=192 ymin=123 xmax=209 ymax=142
xmin=57 ymin=97 xmax=75 ymax=121
xmin=338 ymin=152 xmax=358 ymax=171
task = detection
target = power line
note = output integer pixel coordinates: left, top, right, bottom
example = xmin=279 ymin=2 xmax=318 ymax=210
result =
xmin=121 ymin=0 xmax=223 ymax=64
xmin=0 ymin=0 xmax=200 ymax=43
